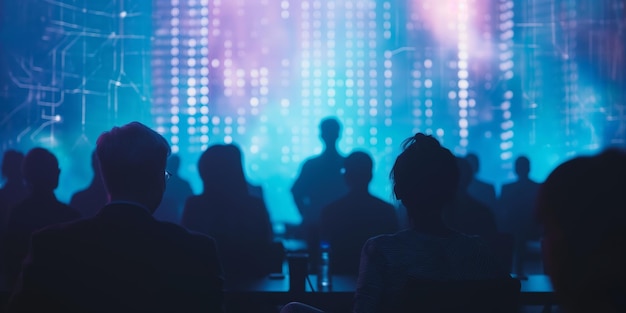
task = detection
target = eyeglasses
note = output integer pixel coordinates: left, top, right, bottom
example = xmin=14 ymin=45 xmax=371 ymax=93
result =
xmin=165 ymin=170 xmax=172 ymax=181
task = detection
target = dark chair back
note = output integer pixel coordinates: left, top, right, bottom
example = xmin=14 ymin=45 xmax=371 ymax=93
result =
xmin=397 ymin=277 xmax=521 ymax=313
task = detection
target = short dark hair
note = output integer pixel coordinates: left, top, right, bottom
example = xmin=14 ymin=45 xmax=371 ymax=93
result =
xmin=198 ymin=144 xmax=248 ymax=197
xmin=96 ymin=122 xmax=170 ymax=196
xmin=344 ymin=150 xmax=373 ymax=184
xmin=22 ymin=148 xmax=59 ymax=190
xmin=391 ymin=133 xmax=458 ymax=216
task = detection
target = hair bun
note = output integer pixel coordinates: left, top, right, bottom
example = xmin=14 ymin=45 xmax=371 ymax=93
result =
xmin=402 ymin=133 xmax=440 ymax=150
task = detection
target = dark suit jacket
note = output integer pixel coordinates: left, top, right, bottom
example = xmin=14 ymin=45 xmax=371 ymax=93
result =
xmin=3 ymin=193 xmax=81 ymax=290
xmin=8 ymin=203 xmax=224 ymax=313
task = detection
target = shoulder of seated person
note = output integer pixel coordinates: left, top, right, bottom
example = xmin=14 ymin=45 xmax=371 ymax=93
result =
xmin=166 ymin=222 xmax=217 ymax=246
xmin=155 ymin=219 xmax=209 ymax=237
xmin=30 ymin=218 xmax=94 ymax=244
xmin=365 ymin=232 xmax=400 ymax=245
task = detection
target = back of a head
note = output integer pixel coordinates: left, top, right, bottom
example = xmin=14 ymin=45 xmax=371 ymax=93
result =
xmin=514 ymin=156 xmax=531 ymax=178
xmin=391 ymin=134 xmax=459 ymax=216
xmin=320 ymin=117 xmax=341 ymax=145
xmin=537 ymin=149 xmax=626 ymax=313
xmin=2 ymin=150 xmax=25 ymax=181
xmin=22 ymin=148 xmax=59 ymax=191
xmin=344 ymin=150 xmax=373 ymax=188
xmin=198 ymin=144 xmax=248 ymax=196
xmin=96 ymin=122 xmax=170 ymax=204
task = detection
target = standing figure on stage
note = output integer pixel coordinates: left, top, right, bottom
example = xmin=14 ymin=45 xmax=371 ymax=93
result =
xmin=291 ymin=117 xmax=348 ymax=262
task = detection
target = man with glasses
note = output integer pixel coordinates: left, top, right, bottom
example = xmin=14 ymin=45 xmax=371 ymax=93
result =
xmin=8 ymin=122 xmax=224 ymax=312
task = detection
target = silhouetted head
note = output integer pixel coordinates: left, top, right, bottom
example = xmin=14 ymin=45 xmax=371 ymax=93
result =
xmin=96 ymin=122 xmax=170 ymax=212
xmin=465 ymin=153 xmax=479 ymax=176
xmin=319 ymin=117 xmax=341 ymax=148
xmin=456 ymin=156 xmax=473 ymax=192
xmin=391 ymin=134 xmax=459 ymax=221
xmin=198 ymin=144 xmax=248 ymax=197
xmin=22 ymin=148 xmax=60 ymax=192
xmin=2 ymin=150 xmax=24 ymax=181
xmin=514 ymin=156 xmax=531 ymax=179
xmin=537 ymin=149 xmax=626 ymax=313
xmin=167 ymin=154 xmax=181 ymax=174
xmin=343 ymin=151 xmax=373 ymax=191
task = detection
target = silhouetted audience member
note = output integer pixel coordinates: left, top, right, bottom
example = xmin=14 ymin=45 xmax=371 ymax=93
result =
xmin=0 ymin=150 xmax=28 ymax=290
xmin=282 ymin=136 xmax=509 ymax=313
xmin=0 ymin=150 xmax=28 ymax=229
xmin=446 ymin=157 xmax=498 ymax=238
xmin=352 ymin=134 xmax=507 ymax=312
xmin=465 ymin=153 xmax=497 ymax=211
xmin=320 ymin=151 xmax=398 ymax=276
xmin=537 ymin=149 xmax=626 ymax=313
xmin=499 ymin=156 xmax=541 ymax=275
xmin=154 ymin=154 xmax=193 ymax=224
xmin=70 ymin=150 xmax=108 ymax=218
xmin=182 ymin=144 xmax=278 ymax=288
xmin=8 ymin=122 xmax=224 ymax=312
xmin=3 ymin=148 xmax=81 ymax=291
xmin=291 ymin=117 xmax=348 ymax=263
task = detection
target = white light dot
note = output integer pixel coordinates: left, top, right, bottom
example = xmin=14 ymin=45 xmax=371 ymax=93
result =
xmin=458 ymin=80 xmax=469 ymax=89
xmin=459 ymin=118 xmax=469 ymax=128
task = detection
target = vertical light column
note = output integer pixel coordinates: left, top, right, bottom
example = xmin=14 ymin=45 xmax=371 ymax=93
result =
xmin=365 ymin=1 xmax=378 ymax=152
xmin=154 ymin=0 xmax=209 ymax=155
xmin=406 ymin=5 xmax=424 ymax=136
xmin=457 ymin=0 xmax=470 ymax=152
xmin=563 ymin=0 xmax=579 ymax=152
xmin=198 ymin=0 xmax=210 ymax=151
xmin=424 ymin=59 xmax=433 ymax=135
xmin=311 ymin=0 xmax=323 ymax=123
xmin=300 ymin=0 xmax=313 ymax=155
xmin=343 ymin=1 xmax=356 ymax=148
xmin=409 ymin=56 xmax=422 ymax=135
xmin=355 ymin=0 xmax=367 ymax=147
xmin=382 ymin=1 xmax=393 ymax=155
xmin=169 ymin=0 xmax=181 ymax=154
xmin=499 ymin=0 xmax=515 ymax=160
xmin=278 ymin=0 xmax=292 ymax=165
xmin=326 ymin=1 xmax=337 ymax=111
xmin=184 ymin=0 xmax=203 ymax=152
